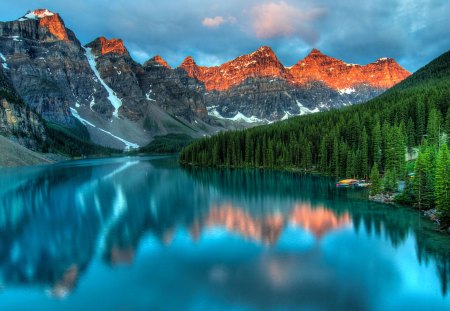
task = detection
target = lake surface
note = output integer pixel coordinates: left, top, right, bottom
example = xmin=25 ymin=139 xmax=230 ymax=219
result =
xmin=0 ymin=156 xmax=449 ymax=311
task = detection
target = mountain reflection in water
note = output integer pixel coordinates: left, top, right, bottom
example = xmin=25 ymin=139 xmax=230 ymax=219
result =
xmin=0 ymin=156 xmax=449 ymax=310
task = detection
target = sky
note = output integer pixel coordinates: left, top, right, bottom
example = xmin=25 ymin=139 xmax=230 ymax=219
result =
xmin=1 ymin=0 xmax=449 ymax=72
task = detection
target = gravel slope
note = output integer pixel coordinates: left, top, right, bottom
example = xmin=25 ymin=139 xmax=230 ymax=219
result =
xmin=0 ymin=135 xmax=54 ymax=167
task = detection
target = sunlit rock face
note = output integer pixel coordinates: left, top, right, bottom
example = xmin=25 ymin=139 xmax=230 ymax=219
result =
xmin=87 ymin=37 xmax=127 ymax=56
xmin=151 ymin=55 xmax=171 ymax=69
xmin=178 ymin=47 xmax=410 ymax=122
xmin=36 ymin=12 xmax=70 ymax=42
xmin=180 ymin=46 xmax=290 ymax=92
xmin=289 ymin=49 xmax=410 ymax=90
xmin=180 ymin=47 xmax=410 ymax=92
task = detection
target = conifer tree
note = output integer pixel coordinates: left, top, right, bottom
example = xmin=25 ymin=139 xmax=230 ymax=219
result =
xmin=372 ymin=120 xmax=382 ymax=167
xmin=370 ymin=163 xmax=382 ymax=196
xmin=332 ymin=137 xmax=340 ymax=177
xmin=427 ymin=108 xmax=442 ymax=146
xmin=414 ymin=146 xmax=435 ymax=209
xmin=406 ymin=118 xmax=415 ymax=158
xmin=361 ymin=127 xmax=369 ymax=178
xmin=416 ymin=101 xmax=426 ymax=143
xmin=435 ymin=144 xmax=450 ymax=218
xmin=383 ymin=169 xmax=397 ymax=193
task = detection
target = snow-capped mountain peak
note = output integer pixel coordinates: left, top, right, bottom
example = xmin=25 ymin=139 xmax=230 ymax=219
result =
xmin=22 ymin=9 xmax=56 ymax=20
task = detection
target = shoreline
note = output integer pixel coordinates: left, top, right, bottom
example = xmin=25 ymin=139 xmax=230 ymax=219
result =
xmin=369 ymin=193 xmax=449 ymax=233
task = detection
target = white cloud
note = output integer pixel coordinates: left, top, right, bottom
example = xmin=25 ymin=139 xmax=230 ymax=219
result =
xmin=202 ymin=16 xmax=237 ymax=28
xmin=251 ymin=1 xmax=325 ymax=43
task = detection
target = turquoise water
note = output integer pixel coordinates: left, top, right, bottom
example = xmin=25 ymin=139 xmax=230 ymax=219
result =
xmin=0 ymin=156 xmax=449 ymax=310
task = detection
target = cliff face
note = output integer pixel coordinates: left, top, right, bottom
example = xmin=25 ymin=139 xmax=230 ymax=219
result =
xmin=0 ymin=68 xmax=47 ymax=150
xmin=0 ymin=10 xmax=114 ymax=127
xmin=85 ymin=37 xmax=146 ymax=121
xmin=85 ymin=38 xmax=209 ymax=123
xmin=138 ymin=55 xmax=208 ymax=122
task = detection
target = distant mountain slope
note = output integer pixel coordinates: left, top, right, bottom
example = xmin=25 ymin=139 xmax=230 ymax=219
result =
xmin=180 ymin=50 xmax=450 ymax=176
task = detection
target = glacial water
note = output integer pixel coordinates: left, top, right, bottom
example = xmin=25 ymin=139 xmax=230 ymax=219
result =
xmin=0 ymin=156 xmax=449 ymax=310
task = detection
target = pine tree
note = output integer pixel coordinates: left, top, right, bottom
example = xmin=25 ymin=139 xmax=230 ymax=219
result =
xmin=346 ymin=150 xmax=353 ymax=178
xmin=427 ymin=108 xmax=442 ymax=146
xmin=370 ymin=163 xmax=382 ymax=196
xmin=385 ymin=126 xmax=396 ymax=173
xmin=383 ymin=169 xmax=397 ymax=193
xmin=360 ymin=127 xmax=369 ymax=178
xmin=406 ymin=118 xmax=415 ymax=158
xmin=394 ymin=125 xmax=407 ymax=178
xmin=332 ymin=136 xmax=340 ymax=177
xmin=319 ymin=138 xmax=327 ymax=172
xmin=416 ymin=101 xmax=426 ymax=143
xmin=372 ymin=120 xmax=382 ymax=168
xmin=435 ymin=144 xmax=450 ymax=218
xmin=446 ymin=108 xmax=450 ymax=144
xmin=414 ymin=147 xmax=435 ymax=210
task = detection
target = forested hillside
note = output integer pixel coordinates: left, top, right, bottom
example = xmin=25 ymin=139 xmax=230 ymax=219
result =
xmin=180 ymin=50 xmax=450 ymax=219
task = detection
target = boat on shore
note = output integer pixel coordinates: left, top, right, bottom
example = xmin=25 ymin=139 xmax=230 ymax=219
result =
xmin=336 ymin=179 xmax=371 ymax=188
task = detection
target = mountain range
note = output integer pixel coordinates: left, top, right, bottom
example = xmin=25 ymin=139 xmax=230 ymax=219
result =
xmin=0 ymin=9 xmax=410 ymax=153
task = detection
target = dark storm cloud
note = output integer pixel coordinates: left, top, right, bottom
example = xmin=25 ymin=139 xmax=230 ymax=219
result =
xmin=1 ymin=0 xmax=449 ymax=71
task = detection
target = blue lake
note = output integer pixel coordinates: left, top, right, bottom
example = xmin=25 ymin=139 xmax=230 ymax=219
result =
xmin=0 ymin=156 xmax=449 ymax=310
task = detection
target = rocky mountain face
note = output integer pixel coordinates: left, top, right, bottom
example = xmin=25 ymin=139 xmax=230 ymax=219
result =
xmin=0 ymin=9 xmax=115 ymax=126
xmin=178 ymin=46 xmax=411 ymax=121
xmin=0 ymin=67 xmax=47 ymax=150
xmin=0 ymin=9 xmax=411 ymax=151
xmin=137 ymin=56 xmax=208 ymax=122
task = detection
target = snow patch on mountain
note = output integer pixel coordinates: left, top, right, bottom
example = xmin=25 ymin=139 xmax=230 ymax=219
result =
xmin=23 ymin=9 xmax=55 ymax=20
xmin=0 ymin=53 xmax=8 ymax=69
xmin=70 ymin=107 xmax=139 ymax=150
xmin=145 ymin=90 xmax=156 ymax=101
xmin=338 ymin=88 xmax=356 ymax=95
xmin=90 ymin=97 xmax=96 ymax=110
xmin=207 ymin=106 xmax=266 ymax=123
xmin=70 ymin=107 xmax=96 ymax=127
xmin=84 ymin=47 xmax=123 ymax=118
xmin=281 ymin=111 xmax=290 ymax=120
xmin=296 ymin=101 xmax=320 ymax=115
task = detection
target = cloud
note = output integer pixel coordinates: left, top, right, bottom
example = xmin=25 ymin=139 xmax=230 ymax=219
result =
xmin=202 ymin=16 xmax=237 ymax=28
xmin=251 ymin=1 xmax=325 ymax=43
xmin=202 ymin=16 xmax=225 ymax=28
